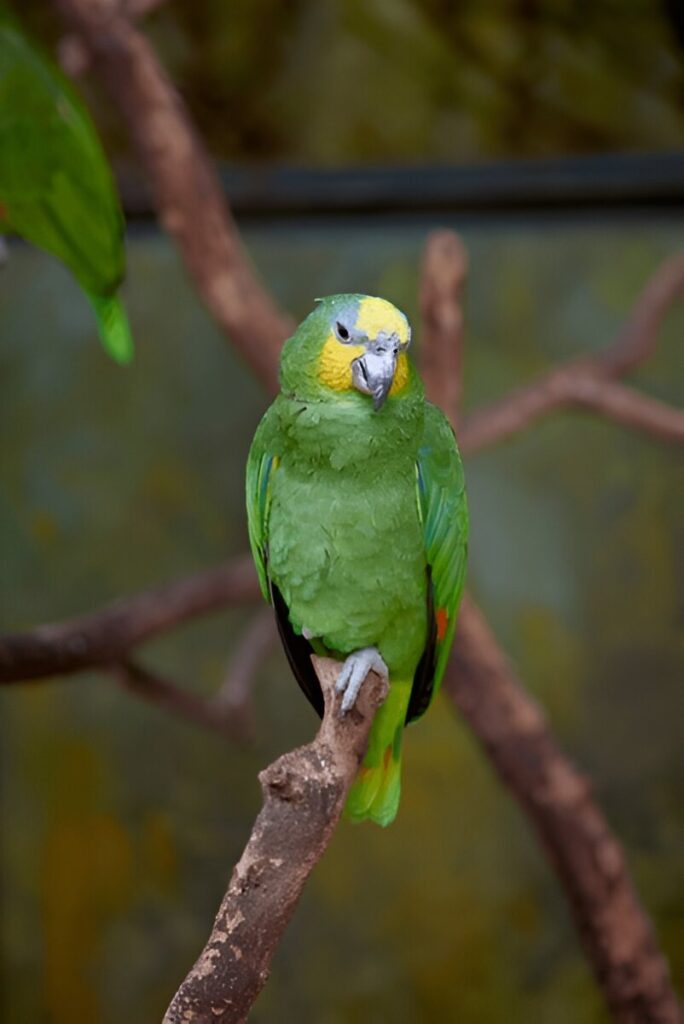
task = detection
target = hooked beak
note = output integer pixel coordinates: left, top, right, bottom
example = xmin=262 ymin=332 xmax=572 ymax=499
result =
xmin=351 ymin=336 xmax=400 ymax=411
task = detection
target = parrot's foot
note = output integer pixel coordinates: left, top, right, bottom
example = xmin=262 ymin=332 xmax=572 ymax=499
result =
xmin=335 ymin=647 xmax=388 ymax=715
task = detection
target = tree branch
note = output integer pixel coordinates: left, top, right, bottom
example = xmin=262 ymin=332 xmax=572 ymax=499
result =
xmin=211 ymin=608 xmax=278 ymax=740
xmin=459 ymin=252 xmax=684 ymax=455
xmin=446 ymin=598 xmax=682 ymax=1024
xmin=0 ymin=555 xmax=260 ymax=684
xmin=55 ymin=0 xmax=292 ymax=392
xmin=419 ymin=229 xmax=468 ymax=424
xmin=113 ymin=657 xmax=251 ymax=741
xmin=420 ymin=238 xmax=682 ymax=1021
xmin=163 ymin=656 xmax=387 ymax=1024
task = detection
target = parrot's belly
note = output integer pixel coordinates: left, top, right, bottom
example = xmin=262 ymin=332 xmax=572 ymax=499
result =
xmin=268 ymin=463 xmax=427 ymax=673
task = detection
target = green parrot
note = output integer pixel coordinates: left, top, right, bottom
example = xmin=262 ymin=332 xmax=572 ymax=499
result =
xmin=0 ymin=16 xmax=133 ymax=363
xmin=246 ymin=294 xmax=468 ymax=826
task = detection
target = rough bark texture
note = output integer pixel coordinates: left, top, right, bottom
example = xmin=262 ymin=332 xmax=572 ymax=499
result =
xmin=56 ymin=0 xmax=291 ymax=393
xmin=163 ymin=657 xmax=387 ymax=1024
xmin=446 ymin=599 xmax=682 ymax=1024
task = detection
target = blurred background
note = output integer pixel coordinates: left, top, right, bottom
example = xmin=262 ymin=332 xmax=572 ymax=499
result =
xmin=1 ymin=2 xmax=683 ymax=1022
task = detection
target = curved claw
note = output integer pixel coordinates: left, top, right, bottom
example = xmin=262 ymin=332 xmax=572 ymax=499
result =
xmin=335 ymin=647 xmax=388 ymax=715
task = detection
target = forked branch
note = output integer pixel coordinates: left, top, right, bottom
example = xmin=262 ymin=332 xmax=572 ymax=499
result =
xmin=458 ymin=252 xmax=684 ymax=454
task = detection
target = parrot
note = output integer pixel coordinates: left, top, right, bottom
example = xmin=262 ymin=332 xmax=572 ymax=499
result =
xmin=246 ymin=294 xmax=468 ymax=826
xmin=0 ymin=15 xmax=133 ymax=364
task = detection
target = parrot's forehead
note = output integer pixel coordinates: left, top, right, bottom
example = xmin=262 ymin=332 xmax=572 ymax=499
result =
xmin=353 ymin=296 xmax=410 ymax=345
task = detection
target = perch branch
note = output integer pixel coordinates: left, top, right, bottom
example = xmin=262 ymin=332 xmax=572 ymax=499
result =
xmin=446 ymin=598 xmax=682 ymax=1024
xmin=459 ymin=252 xmax=684 ymax=455
xmin=0 ymin=555 xmax=260 ymax=684
xmin=163 ymin=656 xmax=387 ymax=1024
xmin=55 ymin=0 xmax=292 ymax=392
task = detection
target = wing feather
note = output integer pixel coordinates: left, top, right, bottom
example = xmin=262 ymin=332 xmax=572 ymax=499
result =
xmin=407 ymin=403 xmax=468 ymax=721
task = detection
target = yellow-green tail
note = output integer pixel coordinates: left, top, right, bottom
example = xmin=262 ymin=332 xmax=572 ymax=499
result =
xmin=344 ymin=679 xmax=411 ymax=828
xmin=88 ymin=292 xmax=134 ymax=365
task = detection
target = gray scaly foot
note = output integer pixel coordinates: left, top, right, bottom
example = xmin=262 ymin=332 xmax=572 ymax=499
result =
xmin=335 ymin=647 xmax=388 ymax=715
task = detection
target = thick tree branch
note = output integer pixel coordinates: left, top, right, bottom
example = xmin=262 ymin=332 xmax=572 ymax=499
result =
xmin=446 ymin=598 xmax=682 ymax=1024
xmin=55 ymin=0 xmax=291 ymax=392
xmin=163 ymin=656 xmax=387 ymax=1024
xmin=459 ymin=252 xmax=684 ymax=455
xmin=0 ymin=555 xmax=260 ymax=684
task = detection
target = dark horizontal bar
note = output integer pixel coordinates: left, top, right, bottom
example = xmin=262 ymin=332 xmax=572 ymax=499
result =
xmin=119 ymin=151 xmax=684 ymax=220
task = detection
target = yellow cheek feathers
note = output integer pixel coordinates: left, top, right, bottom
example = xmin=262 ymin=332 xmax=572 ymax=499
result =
xmin=317 ymin=337 xmax=365 ymax=391
xmin=389 ymin=352 xmax=409 ymax=396
xmin=317 ymin=336 xmax=409 ymax=397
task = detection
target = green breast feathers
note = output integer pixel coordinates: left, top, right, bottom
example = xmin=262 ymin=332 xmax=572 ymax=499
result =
xmin=246 ymin=294 xmax=468 ymax=826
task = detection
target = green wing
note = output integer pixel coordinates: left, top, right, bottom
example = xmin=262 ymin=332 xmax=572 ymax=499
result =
xmin=245 ymin=405 xmax=278 ymax=602
xmin=0 ymin=16 xmax=133 ymax=363
xmin=413 ymin=402 xmax=469 ymax=716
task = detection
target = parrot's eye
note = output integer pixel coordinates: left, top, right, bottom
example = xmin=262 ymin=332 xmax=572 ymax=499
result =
xmin=334 ymin=321 xmax=351 ymax=342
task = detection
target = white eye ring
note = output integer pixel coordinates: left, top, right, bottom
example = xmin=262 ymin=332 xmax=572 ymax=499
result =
xmin=334 ymin=320 xmax=352 ymax=343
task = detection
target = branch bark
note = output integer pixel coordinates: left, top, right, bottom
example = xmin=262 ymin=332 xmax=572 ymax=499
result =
xmin=55 ymin=0 xmax=292 ymax=392
xmin=0 ymin=555 xmax=259 ymax=684
xmin=163 ymin=656 xmax=387 ymax=1024
xmin=446 ymin=598 xmax=682 ymax=1024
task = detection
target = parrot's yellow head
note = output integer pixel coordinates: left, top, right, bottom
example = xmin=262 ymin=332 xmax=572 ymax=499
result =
xmin=279 ymin=294 xmax=413 ymax=411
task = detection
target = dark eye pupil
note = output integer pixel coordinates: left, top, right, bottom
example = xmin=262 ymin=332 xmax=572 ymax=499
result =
xmin=336 ymin=321 xmax=349 ymax=340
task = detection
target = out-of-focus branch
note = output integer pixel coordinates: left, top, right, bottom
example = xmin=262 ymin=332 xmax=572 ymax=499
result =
xmin=419 ymin=229 xmax=468 ymax=424
xmin=562 ymin=376 xmax=684 ymax=444
xmin=55 ymin=0 xmax=291 ymax=393
xmin=420 ymin=237 xmax=682 ymax=1022
xmin=598 ymin=252 xmax=684 ymax=377
xmin=446 ymin=598 xmax=682 ymax=1024
xmin=163 ymin=656 xmax=387 ymax=1024
xmin=212 ymin=608 xmax=278 ymax=740
xmin=459 ymin=252 xmax=684 ymax=455
xmin=125 ymin=0 xmax=169 ymax=18
xmin=0 ymin=555 xmax=260 ymax=684
xmin=113 ymin=658 xmax=251 ymax=741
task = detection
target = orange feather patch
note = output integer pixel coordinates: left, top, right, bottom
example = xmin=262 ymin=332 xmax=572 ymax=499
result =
xmin=436 ymin=607 xmax=449 ymax=642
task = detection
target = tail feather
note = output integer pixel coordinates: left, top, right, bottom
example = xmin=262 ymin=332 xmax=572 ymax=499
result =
xmin=88 ymin=292 xmax=134 ymax=364
xmin=344 ymin=679 xmax=410 ymax=828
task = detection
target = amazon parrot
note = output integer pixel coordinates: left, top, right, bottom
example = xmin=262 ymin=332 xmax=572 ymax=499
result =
xmin=0 ymin=15 xmax=133 ymax=363
xmin=246 ymin=294 xmax=468 ymax=826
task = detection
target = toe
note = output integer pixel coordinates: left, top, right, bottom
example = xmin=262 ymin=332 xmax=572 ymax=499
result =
xmin=335 ymin=661 xmax=352 ymax=693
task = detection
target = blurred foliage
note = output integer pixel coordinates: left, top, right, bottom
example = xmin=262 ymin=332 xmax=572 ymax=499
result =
xmin=15 ymin=0 xmax=684 ymax=165
xmin=1 ymin=214 xmax=682 ymax=1021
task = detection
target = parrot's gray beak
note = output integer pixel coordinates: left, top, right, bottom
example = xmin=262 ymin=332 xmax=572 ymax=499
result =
xmin=351 ymin=334 xmax=401 ymax=411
